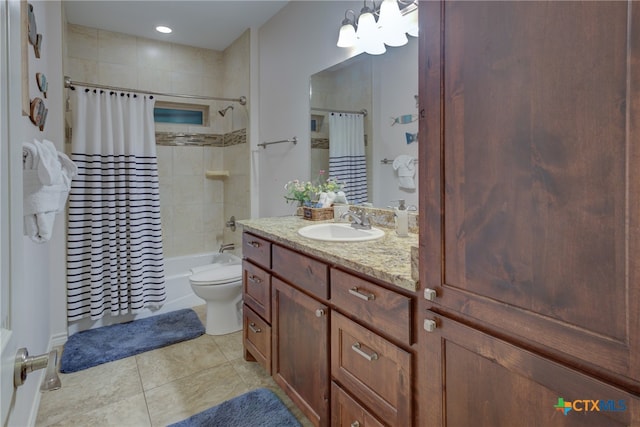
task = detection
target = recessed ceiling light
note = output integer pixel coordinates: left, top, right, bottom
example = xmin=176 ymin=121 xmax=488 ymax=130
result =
xmin=155 ymin=26 xmax=172 ymax=34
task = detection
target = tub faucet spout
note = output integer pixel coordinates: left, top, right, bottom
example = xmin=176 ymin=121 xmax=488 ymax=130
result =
xmin=219 ymin=243 xmax=235 ymax=253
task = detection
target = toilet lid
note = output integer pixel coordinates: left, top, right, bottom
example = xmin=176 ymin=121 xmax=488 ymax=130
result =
xmin=190 ymin=264 xmax=242 ymax=285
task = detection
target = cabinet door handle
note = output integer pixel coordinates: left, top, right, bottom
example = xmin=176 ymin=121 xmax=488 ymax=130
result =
xmin=248 ymin=274 xmax=262 ymax=284
xmin=424 ymin=288 xmax=437 ymax=301
xmin=351 ymin=342 xmax=378 ymax=361
xmin=315 ymin=308 xmax=326 ymax=317
xmin=424 ymin=319 xmax=437 ymax=332
xmin=248 ymin=241 xmax=261 ymax=248
xmin=351 ymin=422 xmax=361 ymax=427
xmin=249 ymin=322 xmax=261 ymax=333
xmin=348 ymin=287 xmax=375 ymax=301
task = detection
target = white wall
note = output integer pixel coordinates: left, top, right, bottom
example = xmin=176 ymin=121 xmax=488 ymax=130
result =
xmin=5 ymin=1 xmax=66 ymax=425
xmin=257 ymin=1 xmax=360 ymax=217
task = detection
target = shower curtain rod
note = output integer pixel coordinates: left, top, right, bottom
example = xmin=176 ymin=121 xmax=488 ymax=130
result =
xmin=311 ymin=107 xmax=368 ymax=116
xmin=64 ymin=77 xmax=247 ymax=105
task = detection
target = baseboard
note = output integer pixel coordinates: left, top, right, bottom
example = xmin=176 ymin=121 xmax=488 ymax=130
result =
xmin=50 ymin=331 xmax=68 ymax=348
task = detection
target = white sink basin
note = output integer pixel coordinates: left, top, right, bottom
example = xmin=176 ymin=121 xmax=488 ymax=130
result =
xmin=297 ymin=223 xmax=385 ymax=242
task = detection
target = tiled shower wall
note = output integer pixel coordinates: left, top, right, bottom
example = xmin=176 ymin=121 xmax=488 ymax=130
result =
xmin=65 ymin=24 xmax=250 ymax=258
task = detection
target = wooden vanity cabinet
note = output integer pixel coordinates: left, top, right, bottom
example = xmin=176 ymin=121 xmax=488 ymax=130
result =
xmin=331 ymin=311 xmax=411 ymax=426
xmin=242 ymin=260 xmax=271 ymax=322
xmin=242 ymin=231 xmax=416 ymax=426
xmin=242 ymin=233 xmax=273 ymax=373
xmin=332 ymin=382 xmax=385 ymax=427
xmin=422 ymin=311 xmax=638 ymax=427
xmin=272 ymin=277 xmax=330 ymax=427
xmin=243 ymin=304 xmax=271 ymax=374
xmin=330 ymin=269 xmax=414 ymax=427
xmin=418 ymin=1 xmax=640 ymax=425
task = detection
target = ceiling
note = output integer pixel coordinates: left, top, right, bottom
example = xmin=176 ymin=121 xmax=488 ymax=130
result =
xmin=64 ymin=0 xmax=290 ymax=51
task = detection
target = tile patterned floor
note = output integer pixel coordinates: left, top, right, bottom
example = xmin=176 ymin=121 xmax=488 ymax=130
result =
xmin=35 ymin=305 xmax=312 ymax=427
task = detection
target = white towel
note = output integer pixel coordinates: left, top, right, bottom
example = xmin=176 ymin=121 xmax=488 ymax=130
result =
xmin=35 ymin=139 xmax=62 ymax=185
xmin=22 ymin=141 xmax=77 ymax=243
xmin=57 ymin=152 xmax=78 ymax=212
xmin=392 ymin=155 xmax=416 ymax=189
xmin=23 ymin=142 xmax=37 ymax=170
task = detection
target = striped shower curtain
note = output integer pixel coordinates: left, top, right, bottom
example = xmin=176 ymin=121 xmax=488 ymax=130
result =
xmin=66 ymin=87 xmax=166 ymax=321
xmin=328 ymin=112 xmax=368 ymax=204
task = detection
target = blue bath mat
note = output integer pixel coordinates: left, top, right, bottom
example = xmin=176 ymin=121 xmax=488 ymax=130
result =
xmin=60 ymin=308 xmax=205 ymax=373
xmin=169 ymin=388 xmax=301 ymax=427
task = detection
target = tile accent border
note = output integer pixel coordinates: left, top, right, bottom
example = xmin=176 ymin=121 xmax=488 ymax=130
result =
xmin=156 ymin=128 xmax=246 ymax=147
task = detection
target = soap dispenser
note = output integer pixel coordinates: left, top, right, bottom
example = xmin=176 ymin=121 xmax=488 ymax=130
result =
xmin=394 ymin=199 xmax=409 ymax=237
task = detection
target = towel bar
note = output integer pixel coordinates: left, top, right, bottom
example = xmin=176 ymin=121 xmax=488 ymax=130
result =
xmin=258 ymin=136 xmax=297 ymax=149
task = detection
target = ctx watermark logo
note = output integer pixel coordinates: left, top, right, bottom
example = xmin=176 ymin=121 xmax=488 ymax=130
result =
xmin=554 ymin=398 xmax=627 ymax=416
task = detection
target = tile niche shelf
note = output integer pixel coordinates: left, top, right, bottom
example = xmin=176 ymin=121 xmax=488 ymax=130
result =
xmin=205 ymin=170 xmax=230 ymax=179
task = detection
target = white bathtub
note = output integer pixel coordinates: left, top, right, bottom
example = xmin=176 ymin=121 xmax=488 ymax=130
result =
xmin=162 ymin=251 xmax=217 ymax=306
xmin=67 ymin=252 xmax=232 ymax=335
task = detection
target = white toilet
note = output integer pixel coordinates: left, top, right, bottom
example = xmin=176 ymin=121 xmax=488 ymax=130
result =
xmin=189 ymin=254 xmax=243 ymax=335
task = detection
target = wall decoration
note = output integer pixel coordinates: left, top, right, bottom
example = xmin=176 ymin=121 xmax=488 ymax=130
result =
xmin=27 ymin=3 xmax=41 ymax=58
xmin=405 ymin=132 xmax=418 ymax=144
xmin=29 ymin=97 xmax=48 ymax=131
xmin=36 ymin=73 xmax=48 ymax=98
xmin=390 ymin=114 xmax=418 ymax=126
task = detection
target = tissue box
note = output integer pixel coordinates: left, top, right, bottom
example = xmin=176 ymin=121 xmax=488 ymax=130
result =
xmin=302 ymin=207 xmax=334 ymax=221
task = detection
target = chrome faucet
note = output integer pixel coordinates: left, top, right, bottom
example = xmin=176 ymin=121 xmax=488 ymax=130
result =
xmin=219 ymin=243 xmax=235 ymax=253
xmin=340 ymin=209 xmax=372 ymax=230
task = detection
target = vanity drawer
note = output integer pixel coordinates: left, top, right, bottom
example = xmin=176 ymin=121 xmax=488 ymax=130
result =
xmin=242 ymin=233 xmax=272 ymax=269
xmin=331 ymin=382 xmax=386 ymax=427
xmin=272 ymin=244 xmax=329 ymax=299
xmin=243 ymin=304 xmax=271 ymax=375
xmin=243 ymin=260 xmax=271 ymax=322
xmin=331 ymin=311 xmax=412 ymax=426
xmin=331 ymin=269 xmax=412 ymax=345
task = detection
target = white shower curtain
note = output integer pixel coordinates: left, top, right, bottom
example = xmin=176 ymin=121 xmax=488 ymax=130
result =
xmin=66 ymin=87 xmax=166 ymax=321
xmin=329 ymin=112 xmax=368 ymax=204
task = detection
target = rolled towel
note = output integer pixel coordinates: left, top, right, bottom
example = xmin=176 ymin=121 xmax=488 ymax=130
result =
xmin=23 ymin=169 xmax=65 ymax=243
xmin=392 ymin=155 xmax=416 ymax=190
xmin=24 ymin=212 xmax=57 ymax=243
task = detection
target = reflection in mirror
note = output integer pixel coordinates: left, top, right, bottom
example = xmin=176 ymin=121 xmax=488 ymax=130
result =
xmin=310 ymin=37 xmax=418 ymax=209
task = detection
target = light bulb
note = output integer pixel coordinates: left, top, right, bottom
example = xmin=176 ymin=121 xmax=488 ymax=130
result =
xmin=155 ymin=26 xmax=172 ymax=34
xmin=379 ymin=0 xmax=407 ymax=47
xmin=337 ymin=23 xmax=356 ymax=47
xmin=405 ymin=9 xmax=419 ymax=37
xmin=356 ymin=9 xmax=377 ymax=41
xmin=379 ymin=0 xmax=403 ymax=28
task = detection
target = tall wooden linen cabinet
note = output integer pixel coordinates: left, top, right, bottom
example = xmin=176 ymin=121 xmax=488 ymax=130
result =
xmin=416 ymin=1 xmax=640 ymax=426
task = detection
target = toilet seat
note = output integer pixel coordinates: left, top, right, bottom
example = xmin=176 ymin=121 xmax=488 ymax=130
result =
xmin=189 ymin=264 xmax=242 ymax=286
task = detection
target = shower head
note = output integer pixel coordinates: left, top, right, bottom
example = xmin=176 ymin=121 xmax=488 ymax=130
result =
xmin=218 ymin=105 xmax=234 ymax=117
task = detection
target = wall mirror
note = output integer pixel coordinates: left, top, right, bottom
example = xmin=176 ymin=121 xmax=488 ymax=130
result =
xmin=309 ymin=37 xmax=418 ymax=209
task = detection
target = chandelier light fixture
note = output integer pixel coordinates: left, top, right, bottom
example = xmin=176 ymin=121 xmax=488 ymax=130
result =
xmin=337 ymin=0 xmax=418 ymax=55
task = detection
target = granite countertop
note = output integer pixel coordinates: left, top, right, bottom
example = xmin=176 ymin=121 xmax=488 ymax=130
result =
xmin=238 ymin=216 xmax=419 ymax=292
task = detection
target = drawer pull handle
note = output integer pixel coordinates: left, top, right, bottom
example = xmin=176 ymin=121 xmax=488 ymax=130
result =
xmin=348 ymin=287 xmax=375 ymax=301
xmin=248 ymin=241 xmax=261 ymax=248
xmin=248 ymin=274 xmax=262 ymax=284
xmin=249 ymin=322 xmax=261 ymax=333
xmin=351 ymin=422 xmax=361 ymax=427
xmin=351 ymin=342 xmax=378 ymax=361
